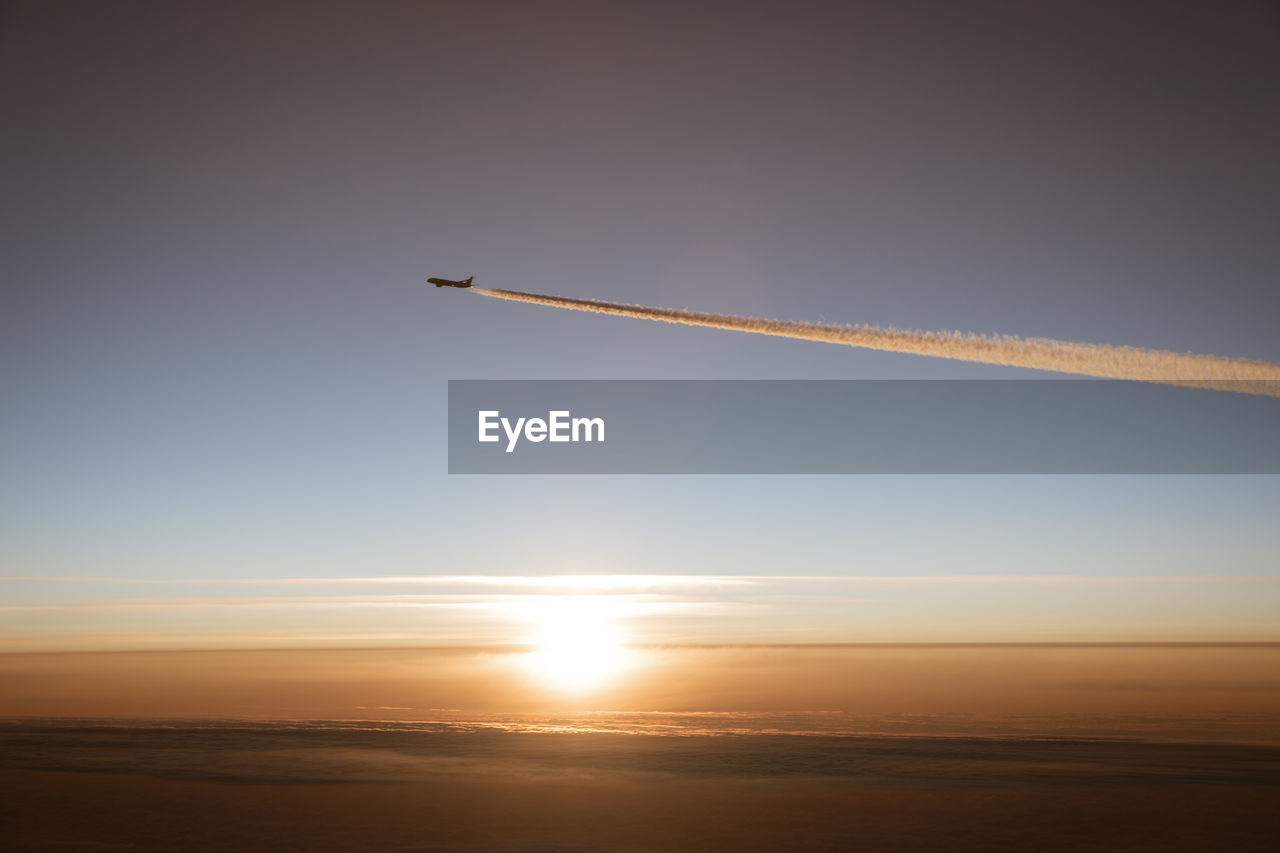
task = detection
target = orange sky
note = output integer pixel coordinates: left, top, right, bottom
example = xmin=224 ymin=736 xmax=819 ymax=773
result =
xmin=3 ymin=644 xmax=1278 ymax=734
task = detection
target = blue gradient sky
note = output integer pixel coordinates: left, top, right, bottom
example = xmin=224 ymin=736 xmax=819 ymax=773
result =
xmin=3 ymin=1 xmax=1278 ymax=648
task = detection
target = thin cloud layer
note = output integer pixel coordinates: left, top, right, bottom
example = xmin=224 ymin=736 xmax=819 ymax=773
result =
xmin=1 ymin=573 xmax=1277 ymax=651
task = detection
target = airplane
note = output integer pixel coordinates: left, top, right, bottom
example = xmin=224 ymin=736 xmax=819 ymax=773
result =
xmin=429 ymin=276 xmax=474 ymax=288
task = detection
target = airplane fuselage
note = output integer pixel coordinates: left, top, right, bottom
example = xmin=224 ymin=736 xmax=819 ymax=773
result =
xmin=429 ymin=276 xmax=473 ymax=288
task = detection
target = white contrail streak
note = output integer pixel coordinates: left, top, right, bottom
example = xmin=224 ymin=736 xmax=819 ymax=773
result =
xmin=473 ymin=288 xmax=1280 ymax=396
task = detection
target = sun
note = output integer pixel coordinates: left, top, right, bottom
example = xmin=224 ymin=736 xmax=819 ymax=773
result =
xmin=522 ymin=597 xmax=634 ymax=693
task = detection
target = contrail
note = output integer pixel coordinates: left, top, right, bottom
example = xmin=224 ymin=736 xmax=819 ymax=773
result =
xmin=472 ymin=288 xmax=1280 ymax=397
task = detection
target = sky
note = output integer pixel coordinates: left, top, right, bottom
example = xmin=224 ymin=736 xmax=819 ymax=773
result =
xmin=2 ymin=1 xmax=1280 ymax=671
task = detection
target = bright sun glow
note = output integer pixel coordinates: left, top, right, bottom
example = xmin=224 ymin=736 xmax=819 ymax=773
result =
xmin=522 ymin=597 xmax=635 ymax=693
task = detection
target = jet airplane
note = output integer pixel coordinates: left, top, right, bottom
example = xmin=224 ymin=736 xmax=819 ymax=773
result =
xmin=429 ymin=276 xmax=474 ymax=288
